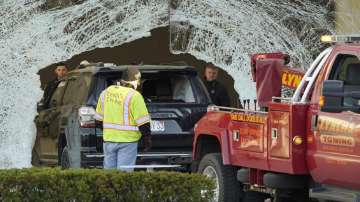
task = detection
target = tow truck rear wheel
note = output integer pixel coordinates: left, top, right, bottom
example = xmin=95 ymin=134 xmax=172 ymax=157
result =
xmin=198 ymin=153 xmax=243 ymax=202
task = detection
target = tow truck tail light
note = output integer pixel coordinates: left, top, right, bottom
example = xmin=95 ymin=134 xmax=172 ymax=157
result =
xmin=78 ymin=106 xmax=96 ymax=128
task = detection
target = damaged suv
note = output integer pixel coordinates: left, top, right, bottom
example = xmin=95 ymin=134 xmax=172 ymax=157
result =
xmin=33 ymin=64 xmax=211 ymax=169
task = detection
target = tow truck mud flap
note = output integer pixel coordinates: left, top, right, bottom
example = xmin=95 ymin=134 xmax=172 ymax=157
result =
xmin=263 ymin=173 xmax=308 ymax=189
xmin=310 ymin=185 xmax=360 ymax=202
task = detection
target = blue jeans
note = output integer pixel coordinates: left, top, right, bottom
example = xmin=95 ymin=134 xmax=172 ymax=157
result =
xmin=103 ymin=142 xmax=138 ymax=172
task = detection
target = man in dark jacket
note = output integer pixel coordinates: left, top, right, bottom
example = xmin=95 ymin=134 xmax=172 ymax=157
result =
xmin=42 ymin=62 xmax=68 ymax=108
xmin=204 ymin=63 xmax=230 ymax=107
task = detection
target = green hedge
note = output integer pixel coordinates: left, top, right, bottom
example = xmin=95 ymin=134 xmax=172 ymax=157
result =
xmin=0 ymin=168 xmax=214 ymax=202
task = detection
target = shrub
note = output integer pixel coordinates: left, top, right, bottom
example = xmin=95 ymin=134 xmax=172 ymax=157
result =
xmin=0 ymin=168 xmax=214 ymax=202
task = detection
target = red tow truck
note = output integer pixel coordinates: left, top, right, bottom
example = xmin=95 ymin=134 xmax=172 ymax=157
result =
xmin=193 ymin=35 xmax=360 ymax=202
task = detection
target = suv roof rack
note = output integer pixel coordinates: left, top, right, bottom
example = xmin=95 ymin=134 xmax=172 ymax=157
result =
xmin=77 ymin=61 xmax=116 ymax=69
xmin=321 ymin=35 xmax=360 ymax=44
xmin=159 ymin=61 xmax=188 ymax=66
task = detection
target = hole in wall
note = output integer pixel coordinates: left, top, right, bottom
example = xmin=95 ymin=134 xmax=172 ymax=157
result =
xmin=38 ymin=26 xmax=240 ymax=106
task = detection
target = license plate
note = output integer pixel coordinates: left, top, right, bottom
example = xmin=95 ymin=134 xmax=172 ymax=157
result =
xmin=151 ymin=120 xmax=165 ymax=132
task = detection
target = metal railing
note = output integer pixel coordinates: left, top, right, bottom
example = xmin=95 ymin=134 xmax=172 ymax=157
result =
xmin=292 ymin=47 xmax=333 ymax=103
xmin=210 ymin=106 xmax=268 ymax=114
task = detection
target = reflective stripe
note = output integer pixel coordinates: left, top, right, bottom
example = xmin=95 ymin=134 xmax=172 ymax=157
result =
xmin=94 ymin=112 xmax=103 ymax=120
xmin=136 ymin=115 xmax=151 ymax=125
xmin=123 ymin=90 xmax=135 ymax=125
xmin=99 ymin=91 xmax=105 ymax=114
xmin=103 ymin=123 xmax=138 ymax=131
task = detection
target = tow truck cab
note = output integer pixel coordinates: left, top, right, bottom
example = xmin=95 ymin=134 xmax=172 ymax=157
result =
xmin=193 ymin=35 xmax=360 ymax=202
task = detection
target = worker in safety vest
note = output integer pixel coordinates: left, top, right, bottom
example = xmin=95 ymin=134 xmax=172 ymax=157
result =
xmin=94 ymin=66 xmax=151 ymax=172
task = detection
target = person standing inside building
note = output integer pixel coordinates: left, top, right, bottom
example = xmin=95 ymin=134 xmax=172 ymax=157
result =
xmin=42 ymin=62 xmax=68 ymax=108
xmin=204 ymin=63 xmax=230 ymax=107
xmin=94 ymin=67 xmax=151 ymax=172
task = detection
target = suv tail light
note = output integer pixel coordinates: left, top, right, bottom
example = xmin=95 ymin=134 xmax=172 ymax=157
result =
xmin=78 ymin=106 xmax=96 ymax=128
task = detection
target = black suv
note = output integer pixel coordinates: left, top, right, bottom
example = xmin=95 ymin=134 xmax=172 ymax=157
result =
xmin=33 ymin=64 xmax=211 ymax=169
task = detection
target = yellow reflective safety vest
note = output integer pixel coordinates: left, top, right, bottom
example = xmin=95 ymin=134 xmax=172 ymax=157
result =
xmin=94 ymin=85 xmax=150 ymax=143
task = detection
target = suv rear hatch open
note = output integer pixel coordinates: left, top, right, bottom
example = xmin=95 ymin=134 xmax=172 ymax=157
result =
xmin=85 ymin=66 xmax=210 ymax=167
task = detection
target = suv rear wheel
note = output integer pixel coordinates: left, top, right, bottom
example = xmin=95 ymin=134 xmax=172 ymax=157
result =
xmin=198 ymin=153 xmax=243 ymax=202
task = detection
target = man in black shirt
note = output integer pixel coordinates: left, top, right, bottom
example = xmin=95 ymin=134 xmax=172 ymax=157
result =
xmin=42 ymin=62 xmax=68 ymax=108
xmin=204 ymin=63 xmax=230 ymax=107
